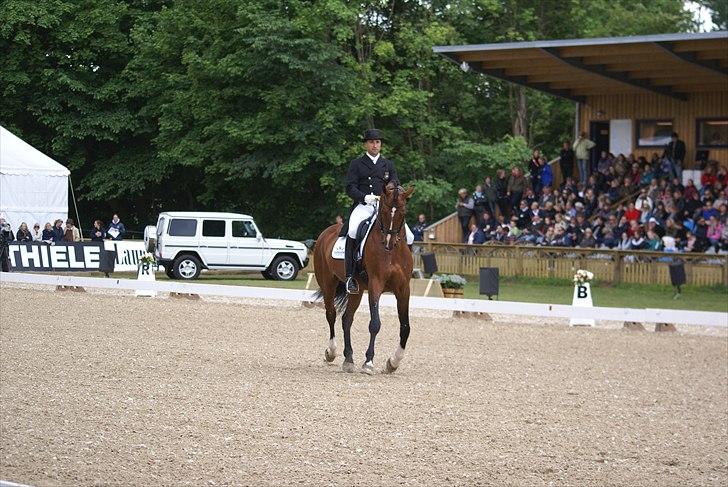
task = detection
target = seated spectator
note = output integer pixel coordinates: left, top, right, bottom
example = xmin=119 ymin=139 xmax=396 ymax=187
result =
xmin=646 ymin=218 xmax=665 ymax=239
xmin=683 ymin=179 xmax=698 ymax=201
xmin=596 ymin=151 xmax=611 ymax=176
xmin=41 ymin=222 xmax=54 ymax=243
xmin=16 ymin=222 xmax=32 ymax=242
xmin=624 ymin=202 xmax=641 ymax=222
xmin=638 ymin=201 xmax=654 ymax=225
xmin=634 ymin=189 xmax=653 ymax=213
xmin=662 ymin=235 xmax=678 ymax=252
xmin=646 ymin=230 xmax=662 ymax=251
xmin=579 ymin=227 xmax=597 ymax=248
xmin=466 ymin=223 xmax=485 ymax=245
xmin=107 ymin=214 xmax=126 ymax=240
xmin=552 ymin=226 xmax=572 ymax=247
xmin=31 ymin=223 xmax=42 ymax=241
xmin=707 ymin=215 xmax=724 ymax=249
xmin=52 ymin=219 xmax=64 ymax=242
xmin=63 ymin=219 xmax=81 ymax=242
xmin=480 ymin=212 xmax=495 ymax=237
xmin=701 ymin=166 xmax=717 ymax=189
xmin=90 ymin=220 xmax=106 ymax=242
xmin=685 ymin=231 xmax=697 ymax=252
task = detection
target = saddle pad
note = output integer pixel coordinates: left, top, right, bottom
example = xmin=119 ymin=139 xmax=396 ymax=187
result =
xmin=331 ymin=214 xmax=377 ymax=260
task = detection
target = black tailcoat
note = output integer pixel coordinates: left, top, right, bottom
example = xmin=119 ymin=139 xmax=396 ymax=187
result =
xmin=345 ymin=154 xmax=400 ymax=206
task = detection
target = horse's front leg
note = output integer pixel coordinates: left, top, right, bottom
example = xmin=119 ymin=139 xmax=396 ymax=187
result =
xmin=385 ymin=286 xmax=410 ymax=374
xmin=341 ymin=291 xmax=363 ymax=373
xmin=362 ymin=283 xmax=383 ymax=375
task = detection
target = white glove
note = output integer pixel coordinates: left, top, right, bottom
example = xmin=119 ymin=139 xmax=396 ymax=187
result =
xmin=364 ymin=194 xmax=378 ymax=205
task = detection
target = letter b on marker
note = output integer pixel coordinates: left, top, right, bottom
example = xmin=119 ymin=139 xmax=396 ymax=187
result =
xmin=577 ymin=285 xmax=587 ymax=299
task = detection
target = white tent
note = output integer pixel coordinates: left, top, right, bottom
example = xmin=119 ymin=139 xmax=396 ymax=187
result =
xmin=0 ymin=125 xmax=70 ymax=231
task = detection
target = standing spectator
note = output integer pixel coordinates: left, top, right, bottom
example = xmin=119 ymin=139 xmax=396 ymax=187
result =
xmin=559 ymin=141 xmax=575 ymax=181
xmin=0 ymin=217 xmax=12 ymax=272
xmin=411 ymin=214 xmax=427 ymax=242
xmin=41 ymin=223 xmax=54 ymax=243
xmin=107 ymin=214 xmax=125 ymax=240
xmin=495 ymin=169 xmax=510 ymax=218
xmin=456 ymin=188 xmax=474 ymax=243
xmin=90 ymin=220 xmax=106 ymax=242
xmin=540 ymin=157 xmax=553 ymax=190
xmin=482 ymin=176 xmax=498 ymax=220
xmin=31 ymin=223 xmax=43 ymax=241
xmin=573 ymin=132 xmax=596 ymax=184
xmin=63 ymin=219 xmax=81 ymax=242
xmin=663 ymin=132 xmax=686 ymax=182
xmin=507 ymin=167 xmax=527 ymax=210
xmin=528 ymin=150 xmax=542 ymax=196
xmin=16 ymin=222 xmax=32 ymax=242
xmin=51 ymin=219 xmax=64 ymax=242
xmin=472 ymin=185 xmax=487 ymax=228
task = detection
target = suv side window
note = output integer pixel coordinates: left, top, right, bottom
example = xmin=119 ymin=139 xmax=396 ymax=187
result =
xmin=232 ymin=220 xmax=257 ymax=238
xmin=202 ymin=220 xmax=226 ymax=237
xmin=168 ymin=218 xmax=197 ymax=237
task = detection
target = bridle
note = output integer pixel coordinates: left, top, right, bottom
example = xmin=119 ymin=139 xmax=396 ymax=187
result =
xmin=376 ymin=186 xmax=405 ymax=251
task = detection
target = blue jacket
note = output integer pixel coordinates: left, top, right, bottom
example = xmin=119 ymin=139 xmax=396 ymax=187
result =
xmin=107 ymin=221 xmax=126 ymax=240
xmin=540 ymin=164 xmax=553 ymax=187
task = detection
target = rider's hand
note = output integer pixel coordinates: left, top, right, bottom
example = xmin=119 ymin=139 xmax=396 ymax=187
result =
xmin=364 ymin=194 xmax=378 ymax=205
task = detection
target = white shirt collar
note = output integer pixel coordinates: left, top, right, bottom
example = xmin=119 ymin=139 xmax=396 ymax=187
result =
xmin=367 ymin=152 xmax=380 ymax=164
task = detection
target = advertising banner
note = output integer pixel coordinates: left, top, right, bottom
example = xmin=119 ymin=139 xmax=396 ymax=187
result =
xmin=6 ymin=241 xmax=147 ymax=272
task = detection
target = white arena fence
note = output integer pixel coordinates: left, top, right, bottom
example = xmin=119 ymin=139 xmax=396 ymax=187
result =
xmin=1 ymin=272 xmax=725 ymax=328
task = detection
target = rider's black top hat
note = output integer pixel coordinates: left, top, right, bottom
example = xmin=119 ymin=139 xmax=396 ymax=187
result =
xmin=362 ymin=128 xmax=384 ymax=142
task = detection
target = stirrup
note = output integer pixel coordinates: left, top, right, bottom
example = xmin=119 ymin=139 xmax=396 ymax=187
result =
xmin=345 ymin=276 xmax=359 ymax=294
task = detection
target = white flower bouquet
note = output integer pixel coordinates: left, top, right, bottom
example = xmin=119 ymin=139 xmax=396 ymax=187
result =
xmin=139 ymin=252 xmax=156 ymax=265
xmin=436 ymin=274 xmax=467 ymax=289
xmin=573 ymin=269 xmax=594 ymax=285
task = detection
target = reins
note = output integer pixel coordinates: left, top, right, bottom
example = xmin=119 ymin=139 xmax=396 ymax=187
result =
xmin=375 ymin=187 xmax=405 ymax=251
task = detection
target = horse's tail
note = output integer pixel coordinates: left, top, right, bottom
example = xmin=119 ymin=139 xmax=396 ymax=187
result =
xmin=311 ymin=282 xmax=349 ymax=314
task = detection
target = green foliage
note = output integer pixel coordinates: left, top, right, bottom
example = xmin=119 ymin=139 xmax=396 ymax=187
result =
xmin=0 ymin=0 xmax=696 ymax=238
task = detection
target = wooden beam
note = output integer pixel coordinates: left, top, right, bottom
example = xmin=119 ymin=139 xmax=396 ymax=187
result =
xmin=469 ymin=62 xmax=585 ymax=103
xmin=671 ymin=83 xmax=728 ymax=92
xmin=653 ymin=41 xmax=728 ymax=77
xmin=671 ymin=39 xmax=728 ymax=52
xmin=458 ymin=49 xmax=548 ymax=62
xmin=542 ymin=47 xmax=687 ymax=101
xmin=580 ymin=53 xmax=674 ymax=65
xmin=525 ymin=73 xmax=597 ymax=83
xmin=556 ymin=44 xmax=659 ymax=57
xmin=483 ymin=58 xmax=561 ymax=69
xmin=503 ymin=66 xmax=577 ymax=76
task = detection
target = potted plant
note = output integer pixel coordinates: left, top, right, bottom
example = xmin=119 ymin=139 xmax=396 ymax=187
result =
xmin=436 ymin=274 xmax=467 ymax=298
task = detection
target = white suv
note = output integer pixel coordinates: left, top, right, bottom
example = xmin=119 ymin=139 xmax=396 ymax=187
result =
xmin=145 ymin=212 xmax=308 ymax=281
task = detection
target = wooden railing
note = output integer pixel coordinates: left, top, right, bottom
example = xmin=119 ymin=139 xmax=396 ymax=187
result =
xmin=411 ymin=242 xmax=728 ymax=287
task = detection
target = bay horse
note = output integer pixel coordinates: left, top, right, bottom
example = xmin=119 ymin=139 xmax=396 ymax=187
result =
xmin=313 ymin=183 xmax=414 ymax=375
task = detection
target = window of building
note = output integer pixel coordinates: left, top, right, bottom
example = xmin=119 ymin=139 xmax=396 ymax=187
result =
xmin=636 ymin=120 xmax=673 ymax=147
xmin=202 ymin=220 xmax=226 ymax=237
xmin=168 ymin=219 xmax=197 ymax=237
xmin=696 ymin=118 xmax=728 ymax=148
xmin=232 ymin=220 xmax=257 ymax=238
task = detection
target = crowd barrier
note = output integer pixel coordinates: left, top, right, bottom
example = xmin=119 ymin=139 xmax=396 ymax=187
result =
xmin=0 ymin=272 xmax=725 ymax=328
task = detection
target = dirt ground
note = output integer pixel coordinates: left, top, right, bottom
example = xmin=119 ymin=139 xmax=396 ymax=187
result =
xmin=0 ymin=285 xmax=726 ymax=486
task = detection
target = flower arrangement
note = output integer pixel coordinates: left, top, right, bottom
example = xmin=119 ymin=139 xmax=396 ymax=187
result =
xmin=573 ymin=269 xmax=594 ymax=285
xmin=436 ymin=274 xmax=467 ymax=289
xmin=139 ymin=252 xmax=156 ymax=265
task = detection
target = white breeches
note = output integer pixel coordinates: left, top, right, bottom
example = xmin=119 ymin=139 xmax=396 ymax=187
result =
xmin=347 ymin=203 xmax=414 ymax=244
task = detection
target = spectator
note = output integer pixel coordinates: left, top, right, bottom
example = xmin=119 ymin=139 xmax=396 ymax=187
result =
xmin=596 ymin=150 xmax=611 ymax=176
xmin=31 ymin=223 xmax=43 ymax=241
xmin=507 ymin=167 xmax=527 ymax=210
xmin=51 ymin=219 xmax=64 ymax=242
xmin=624 ymin=202 xmax=641 ymax=223
xmin=90 ymin=220 xmax=106 ymax=242
xmin=707 ymin=215 xmax=724 ymax=249
xmin=482 ymin=176 xmax=498 ymax=220
xmin=579 ymin=227 xmax=597 ymax=248
xmin=559 ymin=141 xmax=575 ymax=181
xmin=472 ymin=184 xmax=488 ymax=228
xmin=455 ymin=188 xmax=474 ymax=243
xmin=107 ymin=214 xmax=125 ymax=240
xmin=466 ymin=223 xmax=486 ymax=245
xmin=480 ymin=212 xmax=495 ymax=238
xmin=540 ymin=156 xmax=553 ymax=190
xmin=335 ymin=214 xmax=343 ymax=225
xmin=646 ymin=230 xmax=662 ymax=251
xmin=0 ymin=217 xmax=15 ymax=242
xmin=495 ymin=169 xmax=510 ymax=218
xmin=412 ymin=214 xmax=427 ymax=242
xmin=528 ymin=150 xmax=542 ymax=196
xmin=16 ymin=222 xmax=32 ymax=242
xmin=573 ymin=132 xmax=596 ymax=184
xmin=40 ymin=223 xmax=54 ymax=243
xmin=63 ymin=219 xmax=81 ymax=242
xmin=663 ymin=132 xmax=685 ymax=181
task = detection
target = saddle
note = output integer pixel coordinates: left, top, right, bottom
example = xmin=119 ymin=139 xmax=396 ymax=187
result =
xmin=331 ymin=213 xmax=377 ymax=261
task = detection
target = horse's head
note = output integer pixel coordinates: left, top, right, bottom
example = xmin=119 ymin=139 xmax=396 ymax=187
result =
xmin=378 ymin=182 xmax=414 ymax=251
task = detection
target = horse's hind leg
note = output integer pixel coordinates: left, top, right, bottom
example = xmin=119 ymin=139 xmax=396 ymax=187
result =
xmin=341 ymin=291 xmax=363 ymax=373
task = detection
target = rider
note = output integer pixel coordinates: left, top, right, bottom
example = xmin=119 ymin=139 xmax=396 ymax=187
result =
xmin=344 ymin=128 xmax=414 ymax=294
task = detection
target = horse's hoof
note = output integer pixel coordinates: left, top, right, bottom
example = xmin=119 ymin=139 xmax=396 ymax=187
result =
xmin=324 ymin=347 xmax=337 ymax=363
xmin=342 ymin=361 xmax=355 ymax=373
xmin=360 ymin=362 xmax=375 ymax=375
xmin=384 ymin=358 xmax=398 ymax=374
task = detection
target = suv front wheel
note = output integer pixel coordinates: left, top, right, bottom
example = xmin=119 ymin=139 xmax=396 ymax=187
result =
xmin=172 ymin=255 xmax=202 ymax=280
xmin=269 ymin=255 xmax=299 ymax=281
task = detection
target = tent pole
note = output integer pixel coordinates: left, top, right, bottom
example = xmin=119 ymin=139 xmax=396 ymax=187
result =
xmin=69 ymin=176 xmax=83 ymax=240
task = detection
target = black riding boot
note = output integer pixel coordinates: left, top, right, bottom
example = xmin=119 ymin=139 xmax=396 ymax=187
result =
xmin=344 ymin=236 xmax=359 ymax=294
